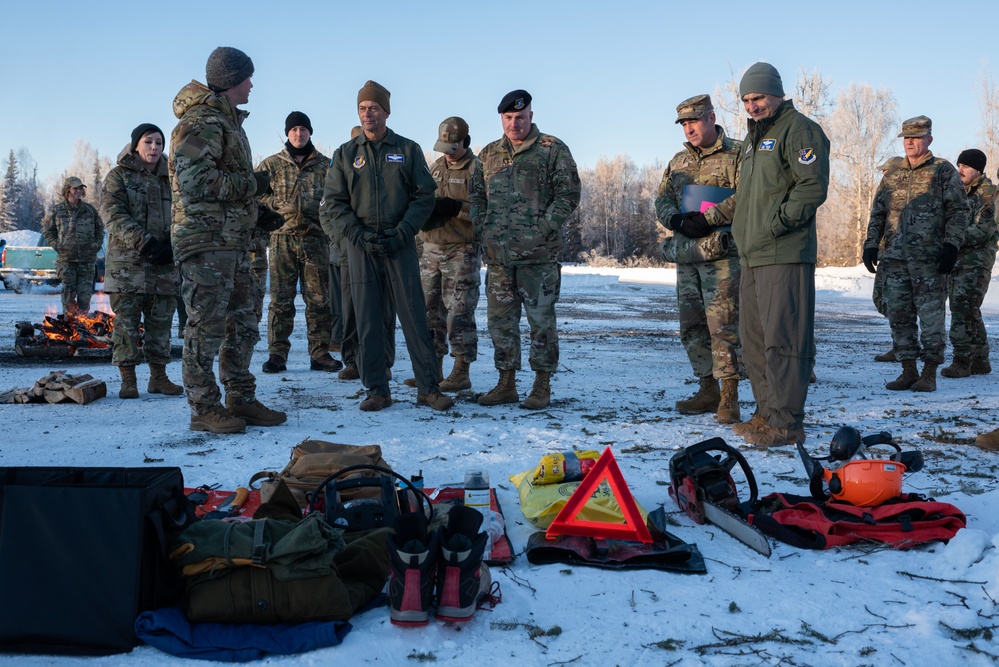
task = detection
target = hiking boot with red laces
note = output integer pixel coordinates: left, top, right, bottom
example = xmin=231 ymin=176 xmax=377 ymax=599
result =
xmin=435 ymin=504 xmax=492 ymax=623
xmin=388 ymin=512 xmax=439 ymax=626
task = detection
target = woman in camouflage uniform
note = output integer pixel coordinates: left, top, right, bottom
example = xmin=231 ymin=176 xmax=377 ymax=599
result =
xmin=101 ymin=124 xmax=182 ymax=399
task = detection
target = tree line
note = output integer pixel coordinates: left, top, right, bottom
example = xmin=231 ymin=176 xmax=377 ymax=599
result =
xmin=3 ymin=66 xmax=997 ymax=267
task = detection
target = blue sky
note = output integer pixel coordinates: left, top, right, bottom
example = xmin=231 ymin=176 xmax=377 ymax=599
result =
xmin=1 ymin=0 xmax=995 ymax=183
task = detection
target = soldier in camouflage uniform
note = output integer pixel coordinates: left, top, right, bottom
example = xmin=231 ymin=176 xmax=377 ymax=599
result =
xmin=42 ymin=176 xmax=105 ymax=315
xmin=169 ymin=46 xmax=286 ymax=433
xmin=404 ymin=117 xmax=481 ymax=392
xmin=257 ymin=111 xmax=342 ymax=375
xmin=321 ymin=80 xmax=452 ymax=412
xmin=469 ymin=90 xmax=581 ymax=410
xmin=941 ymin=149 xmax=997 ymax=378
xmin=655 ymin=94 xmax=742 ymax=424
xmin=863 ymin=116 xmax=969 ymax=393
xmin=870 ymin=157 xmax=905 ymax=362
xmin=101 ymin=123 xmax=182 ymax=400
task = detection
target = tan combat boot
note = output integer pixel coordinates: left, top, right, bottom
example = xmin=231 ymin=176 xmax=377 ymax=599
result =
xmin=874 ymin=348 xmax=897 ymax=362
xmin=675 ymin=376 xmax=720 ymax=415
xmin=976 ymin=426 xmax=999 ymax=451
xmin=911 ymin=362 xmax=938 ymax=392
xmin=360 ymin=393 xmax=393 ymax=411
xmin=478 ymin=370 xmax=518 ymax=406
xmin=225 ymin=396 xmax=287 ymax=426
xmin=885 ymin=359 xmax=919 ymax=390
xmin=405 ymin=357 xmax=443 ymax=388
xmin=118 ymin=365 xmax=139 ymax=399
xmin=417 ymin=392 xmax=454 ymax=411
xmin=521 ymin=371 xmax=552 ymax=410
xmin=716 ymin=379 xmax=740 ymax=424
xmin=439 ymin=356 xmax=472 ymax=392
xmin=940 ymin=356 xmax=971 ymax=378
xmin=733 ymin=414 xmax=765 ymax=437
xmin=190 ymin=404 xmax=246 ymax=434
xmin=147 ymin=363 xmax=183 ymax=395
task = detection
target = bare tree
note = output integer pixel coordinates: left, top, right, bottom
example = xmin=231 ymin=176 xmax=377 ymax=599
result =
xmin=712 ymin=64 xmax=747 ymax=141
xmin=577 ymin=154 xmax=660 ymax=262
xmin=794 ymin=67 xmax=834 ymax=123
xmin=823 ymin=83 xmax=898 ymax=265
xmin=976 ymin=66 xmax=999 ymax=172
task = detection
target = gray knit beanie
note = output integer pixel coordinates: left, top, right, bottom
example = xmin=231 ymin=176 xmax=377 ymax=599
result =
xmin=206 ymin=47 xmax=254 ymax=92
xmin=739 ymin=62 xmax=784 ymax=99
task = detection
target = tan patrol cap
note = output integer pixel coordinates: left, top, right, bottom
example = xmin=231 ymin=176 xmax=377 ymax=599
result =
xmin=898 ymin=116 xmax=932 ymax=138
xmin=433 ymin=116 xmax=469 ymax=155
xmin=675 ymin=94 xmax=713 ymax=124
xmin=64 ymin=176 xmax=86 ymax=189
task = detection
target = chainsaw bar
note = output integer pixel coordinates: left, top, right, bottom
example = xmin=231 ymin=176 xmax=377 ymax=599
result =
xmin=704 ymin=501 xmax=771 ymax=557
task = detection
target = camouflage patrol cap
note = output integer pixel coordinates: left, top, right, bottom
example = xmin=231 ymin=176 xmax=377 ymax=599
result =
xmin=433 ymin=117 xmax=469 ymax=155
xmin=675 ymin=94 xmax=713 ymax=124
xmin=898 ymin=116 xmax=932 ymax=138
xmin=64 ymin=176 xmax=85 ymax=189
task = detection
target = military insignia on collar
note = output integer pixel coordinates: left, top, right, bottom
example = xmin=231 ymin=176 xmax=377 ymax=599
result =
xmin=353 ymin=156 xmax=366 ymax=169
xmin=386 ymin=154 xmax=405 ymax=163
xmin=514 ymin=98 xmax=525 ymax=110
xmin=758 ymin=139 xmax=776 ymax=152
xmin=798 ymin=148 xmax=816 ymax=165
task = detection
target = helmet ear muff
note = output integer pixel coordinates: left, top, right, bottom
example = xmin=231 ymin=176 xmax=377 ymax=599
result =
xmin=463 ymin=135 xmax=471 ymax=149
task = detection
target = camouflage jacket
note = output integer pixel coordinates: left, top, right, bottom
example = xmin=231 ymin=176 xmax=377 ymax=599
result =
xmin=956 ymin=174 xmax=998 ymax=269
xmin=733 ymin=101 xmax=829 ymax=267
xmin=655 ymin=127 xmax=740 ymax=263
xmin=865 ymin=152 xmax=969 ymax=261
xmin=100 ymin=147 xmax=179 ymax=295
xmin=256 ymin=146 xmax=329 ymax=238
xmin=169 ymin=80 xmax=258 ymax=263
xmin=421 ymin=151 xmax=479 ymax=247
xmin=470 ymin=124 xmax=580 ymax=265
xmin=41 ymin=199 xmax=104 ymax=263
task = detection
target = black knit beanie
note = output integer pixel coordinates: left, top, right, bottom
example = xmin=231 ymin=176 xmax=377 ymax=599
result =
xmin=957 ymin=148 xmax=987 ymax=174
xmin=206 ymin=46 xmax=254 ymax=92
xmin=285 ymin=111 xmax=312 ymax=135
xmin=130 ymin=123 xmax=164 ymax=151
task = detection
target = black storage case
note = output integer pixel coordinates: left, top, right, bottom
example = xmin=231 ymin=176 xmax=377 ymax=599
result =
xmin=0 ymin=467 xmax=193 ymax=655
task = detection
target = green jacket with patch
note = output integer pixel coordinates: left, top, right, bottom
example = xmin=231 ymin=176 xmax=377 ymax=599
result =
xmin=320 ymin=129 xmax=436 ymax=246
xmin=101 ymin=146 xmax=178 ymax=295
xmin=168 ymin=80 xmax=257 ymax=263
xmin=470 ymin=124 xmax=580 ymax=265
xmin=732 ymin=101 xmax=830 ymax=267
xmin=257 ymin=147 xmax=329 ymax=238
xmin=42 ymin=200 xmax=104 ymax=263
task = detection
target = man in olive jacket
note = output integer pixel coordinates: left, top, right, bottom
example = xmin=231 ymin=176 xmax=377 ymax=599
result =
xmin=320 ymin=80 xmax=452 ymax=412
xmin=42 ymin=176 xmax=105 ymax=314
xmin=731 ymin=63 xmax=830 ymax=448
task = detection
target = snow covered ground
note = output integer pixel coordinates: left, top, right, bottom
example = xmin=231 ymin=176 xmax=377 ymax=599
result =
xmin=2 ymin=265 xmax=999 ymax=666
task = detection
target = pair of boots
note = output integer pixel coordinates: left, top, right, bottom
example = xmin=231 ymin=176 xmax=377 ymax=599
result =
xmin=387 ymin=505 xmax=495 ymax=626
xmin=941 ymin=356 xmax=992 ymax=378
xmin=675 ymin=376 xmax=740 ymax=424
xmin=405 ymin=357 xmax=472 ymax=392
xmin=118 ymin=363 xmax=183 ymax=399
xmin=886 ymin=360 xmax=937 ymax=392
xmin=477 ymin=370 xmax=551 ymax=410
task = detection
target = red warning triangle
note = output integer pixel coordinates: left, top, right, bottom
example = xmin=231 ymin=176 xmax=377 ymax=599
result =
xmin=545 ymin=446 xmax=653 ymax=543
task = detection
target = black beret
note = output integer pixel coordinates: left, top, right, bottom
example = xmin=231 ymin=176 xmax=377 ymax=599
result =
xmin=497 ymin=89 xmax=532 ymax=114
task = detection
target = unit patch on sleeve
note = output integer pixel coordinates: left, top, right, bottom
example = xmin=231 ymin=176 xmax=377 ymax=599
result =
xmin=758 ymin=139 xmax=776 ymax=152
xmin=386 ymin=154 xmax=405 ymax=163
xmin=798 ymin=148 xmax=816 ymax=165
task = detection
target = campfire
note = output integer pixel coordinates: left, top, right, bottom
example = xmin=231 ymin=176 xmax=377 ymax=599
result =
xmin=15 ymin=308 xmax=118 ymax=359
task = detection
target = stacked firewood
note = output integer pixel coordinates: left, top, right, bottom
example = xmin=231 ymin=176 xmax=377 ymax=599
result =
xmin=0 ymin=371 xmax=107 ymax=405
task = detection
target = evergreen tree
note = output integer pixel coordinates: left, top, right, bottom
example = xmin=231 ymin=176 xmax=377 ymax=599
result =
xmin=0 ymin=150 xmax=20 ymax=233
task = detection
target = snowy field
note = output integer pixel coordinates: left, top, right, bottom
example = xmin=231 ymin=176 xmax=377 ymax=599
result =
xmin=1 ymin=265 xmax=999 ymax=666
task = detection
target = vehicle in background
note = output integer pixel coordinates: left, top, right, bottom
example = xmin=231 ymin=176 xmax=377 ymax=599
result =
xmin=0 ymin=233 xmax=105 ymax=293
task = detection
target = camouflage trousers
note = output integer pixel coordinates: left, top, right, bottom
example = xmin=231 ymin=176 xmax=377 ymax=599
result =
xmin=180 ymin=250 xmax=259 ymax=412
xmin=677 ymin=253 xmax=740 ymax=379
xmin=947 ymin=262 xmax=994 ymax=360
xmin=420 ymin=242 xmax=481 ymax=361
xmin=740 ymin=264 xmax=815 ymax=432
xmin=881 ymin=258 xmax=947 ymax=364
xmin=109 ymin=291 xmax=176 ymax=366
xmin=267 ymin=234 xmax=331 ymax=361
xmin=57 ymin=260 xmax=95 ymax=314
xmin=872 ymin=262 xmax=888 ymax=316
xmin=248 ymin=249 xmax=268 ymax=323
xmin=486 ymin=262 xmax=560 ymax=373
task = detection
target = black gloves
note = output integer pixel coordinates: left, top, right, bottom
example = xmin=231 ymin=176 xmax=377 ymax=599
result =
xmin=377 ymin=228 xmax=408 ymax=254
xmin=142 ymin=239 xmax=173 ymax=265
xmin=862 ymin=247 xmax=879 ymax=274
xmin=434 ymin=197 xmax=463 ymax=219
xmin=359 ymin=230 xmax=384 ymax=256
xmin=256 ymin=203 xmax=285 ymax=232
xmin=253 ymin=171 xmax=272 ymax=197
xmin=937 ymin=243 xmax=959 ymax=274
xmin=666 ymin=214 xmax=684 ymax=231
xmin=677 ymin=212 xmax=712 ymax=238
